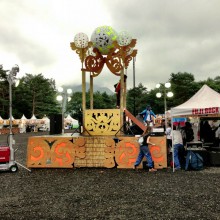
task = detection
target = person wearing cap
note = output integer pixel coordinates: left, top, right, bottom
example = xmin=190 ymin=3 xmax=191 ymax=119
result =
xmin=139 ymin=105 xmax=156 ymax=125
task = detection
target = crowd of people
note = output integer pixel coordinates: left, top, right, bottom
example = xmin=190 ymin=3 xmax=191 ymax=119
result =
xmin=133 ymin=120 xmax=194 ymax=171
xmin=133 ymin=106 xmax=220 ymax=172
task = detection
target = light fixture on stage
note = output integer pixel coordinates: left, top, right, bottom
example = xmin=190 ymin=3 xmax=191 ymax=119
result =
xmin=56 ymin=87 xmax=73 ymax=134
xmin=1 ymin=65 xmax=20 ymax=172
xmin=156 ymin=82 xmax=173 ymax=129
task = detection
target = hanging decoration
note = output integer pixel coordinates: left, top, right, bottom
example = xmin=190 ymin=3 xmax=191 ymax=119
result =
xmin=70 ymin=26 xmax=137 ymax=76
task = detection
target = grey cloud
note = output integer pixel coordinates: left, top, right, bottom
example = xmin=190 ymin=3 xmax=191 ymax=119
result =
xmin=1 ymin=0 xmax=220 ymax=90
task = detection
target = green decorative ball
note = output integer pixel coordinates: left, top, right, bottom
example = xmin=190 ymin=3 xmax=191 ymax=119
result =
xmin=91 ymin=26 xmax=118 ymax=55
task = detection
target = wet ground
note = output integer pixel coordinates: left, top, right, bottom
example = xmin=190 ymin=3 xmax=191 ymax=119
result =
xmin=0 ymin=132 xmax=220 ymax=220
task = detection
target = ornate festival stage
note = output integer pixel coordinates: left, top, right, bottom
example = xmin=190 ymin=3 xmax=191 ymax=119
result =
xmin=26 ymin=134 xmax=167 ymax=169
xmin=27 ymin=26 xmax=168 ymax=170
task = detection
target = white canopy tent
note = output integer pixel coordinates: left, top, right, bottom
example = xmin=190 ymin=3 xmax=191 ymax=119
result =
xmin=21 ymin=114 xmax=27 ymax=120
xmin=0 ymin=116 xmax=3 ymax=129
xmin=65 ymin=114 xmax=79 ymax=128
xmin=170 ymin=84 xmax=220 ymax=172
xmin=30 ymin=114 xmax=37 ymax=120
xmin=171 ymin=85 xmax=220 ymax=118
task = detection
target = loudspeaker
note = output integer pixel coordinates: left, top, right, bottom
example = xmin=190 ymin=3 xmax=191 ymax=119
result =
xmin=50 ymin=114 xmax=62 ymax=135
xmin=209 ymin=152 xmax=220 ymax=165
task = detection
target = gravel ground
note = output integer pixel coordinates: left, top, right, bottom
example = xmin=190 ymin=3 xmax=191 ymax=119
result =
xmin=0 ymin=132 xmax=220 ymax=220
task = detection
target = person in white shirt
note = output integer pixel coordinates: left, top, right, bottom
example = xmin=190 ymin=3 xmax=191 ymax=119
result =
xmin=165 ymin=123 xmax=172 ymax=153
xmin=170 ymin=125 xmax=184 ymax=170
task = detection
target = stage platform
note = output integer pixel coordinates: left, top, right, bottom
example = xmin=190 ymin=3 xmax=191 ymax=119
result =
xmin=27 ymin=133 xmax=167 ymax=169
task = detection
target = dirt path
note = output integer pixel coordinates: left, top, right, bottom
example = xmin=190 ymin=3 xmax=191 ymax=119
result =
xmin=0 ymin=132 xmax=220 ymax=219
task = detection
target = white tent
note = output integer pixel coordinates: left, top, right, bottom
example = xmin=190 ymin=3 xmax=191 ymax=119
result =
xmin=30 ymin=114 xmax=37 ymax=120
xmin=39 ymin=115 xmax=50 ymax=131
xmin=41 ymin=115 xmax=50 ymax=127
xmin=41 ymin=115 xmax=50 ymax=122
xmin=171 ymin=85 xmax=220 ymax=117
xmin=65 ymin=114 xmax=77 ymax=122
xmin=170 ymin=84 xmax=220 ymax=172
xmin=19 ymin=115 xmax=27 ymax=133
xmin=65 ymin=114 xmax=79 ymax=128
xmin=21 ymin=114 xmax=27 ymax=120
xmin=0 ymin=116 xmax=3 ymax=129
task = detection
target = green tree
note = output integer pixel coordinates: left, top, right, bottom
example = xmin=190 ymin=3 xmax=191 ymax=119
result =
xmin=0 ymin=67 xmax=9 ymax=118
xmin=198 ymin=76 xmax=220 ymax=93
xmin=127 ymin=83 xmax=149 ymax=115
xmin=93 ymin=91 xmax=115 ymax=109
xmin=67 ymin=91 xmax=115 ymax=120
xmin=14 ymin=74 xmax=59 ymax=118
xmin=67 ymin=92 xmax=82 ymax=121
xmin=169 ymin=72 xmax=198 ymax=108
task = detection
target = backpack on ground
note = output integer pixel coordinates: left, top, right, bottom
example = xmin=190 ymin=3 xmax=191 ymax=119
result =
xmin=185 ymin=150 xmax=203 ymax=171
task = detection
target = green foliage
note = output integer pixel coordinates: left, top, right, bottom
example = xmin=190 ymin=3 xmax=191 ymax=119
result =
xmin=67 ymin=92 xmax=82 ymax=121
xmin=14 ymin=74 xmax=59 ymax=118
xmin=127 ymin=72 xmax=220 ymax=115
xmin=93 ymin=91 xmax=115 ymax=109
xmin=0 ymin=68 xmax=10 ymax=118
xmin=169 ymin=72 xmax=198 ymax=108
xmin=1 ymin=70 xmax=220 ymax=120
xmin=197 ymin=77 xmax=220 ymax=93
xmin=67 ymin=91 xmax=115 ymax=121
xmin=127 ymin=83 xmax=148 ymax=115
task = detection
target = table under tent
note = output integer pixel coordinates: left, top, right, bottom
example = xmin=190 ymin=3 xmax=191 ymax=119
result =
xmin=171 ymin=84 xmax=220 ymax=166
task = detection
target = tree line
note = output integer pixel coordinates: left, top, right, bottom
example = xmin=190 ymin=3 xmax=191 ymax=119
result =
xmin=1 ymin=66 xmax=220 ymax=121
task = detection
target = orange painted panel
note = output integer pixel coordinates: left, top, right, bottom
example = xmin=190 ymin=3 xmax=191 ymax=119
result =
xmin=115 ymin=137 xmax=139 ymax=168
xmin=149 ymin=136 xmax=167 ymax=169
xmin=26 ymin=135 xmax=166 ymax=169
xmin=27 ymin=136 xmax=86 ymax=168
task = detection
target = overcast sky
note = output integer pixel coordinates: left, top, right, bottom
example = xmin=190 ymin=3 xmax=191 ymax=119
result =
xmin=0 ymin=0 xmax=220 ymax=91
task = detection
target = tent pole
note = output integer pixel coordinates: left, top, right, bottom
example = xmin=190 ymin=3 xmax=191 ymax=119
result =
xmin=171 ymin=114 xmax=175 ymax=172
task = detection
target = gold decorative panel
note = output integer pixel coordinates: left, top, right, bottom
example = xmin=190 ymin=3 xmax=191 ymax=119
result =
xmin=84 ymin=109 xmax=120 ymax=136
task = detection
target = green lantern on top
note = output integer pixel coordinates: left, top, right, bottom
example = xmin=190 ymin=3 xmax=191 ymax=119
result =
xmin=91 ymin=26 xmax=118 ymax=55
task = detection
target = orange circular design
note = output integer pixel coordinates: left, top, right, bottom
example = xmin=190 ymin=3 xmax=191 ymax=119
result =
xmin=50 ymin=139 xmax=75 ymax=167
xmin=150 ymin=146 xmax=164 ymax=162
xmin=28 ymin=138 xmax=51 ymax=166
xmin=115 ymin=140 xmax=139 ymax=167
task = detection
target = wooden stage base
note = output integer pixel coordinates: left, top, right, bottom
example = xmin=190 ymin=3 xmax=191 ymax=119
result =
xmin=27 ymin=134 xmax=167 ymax=169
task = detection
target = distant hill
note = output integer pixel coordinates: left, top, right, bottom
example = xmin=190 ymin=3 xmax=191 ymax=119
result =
xmin=64 ymin=83 xmax=114 ymax=95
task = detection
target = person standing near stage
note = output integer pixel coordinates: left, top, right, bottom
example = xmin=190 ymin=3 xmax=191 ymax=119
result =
xmin=139 ymin=105 xmax=156 ymax=126
xmin=165 ymin=122 xmax=172 ymax=153
xmin=114 ymin=75 xmax=127 ymax=108
xmin=181 ymin=121 xmax=194 ymax=145
xmin=170 ymin=125 xmax=184 ymax=170
xmin=134 ymin=127 xmax=157 ymax=172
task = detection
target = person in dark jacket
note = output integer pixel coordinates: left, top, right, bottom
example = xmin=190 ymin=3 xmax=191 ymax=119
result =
xmin=182 ymin=122 xmax=194 ymax=145
xmin=114 ymin=75 xmax=127 ymax=108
